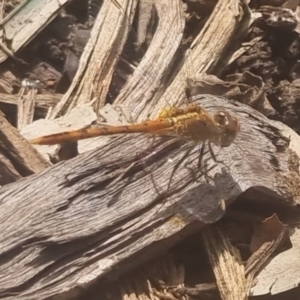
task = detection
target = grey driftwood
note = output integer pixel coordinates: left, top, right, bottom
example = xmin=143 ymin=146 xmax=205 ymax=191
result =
xmin=0 ymin=95 xmax=299 ymax=300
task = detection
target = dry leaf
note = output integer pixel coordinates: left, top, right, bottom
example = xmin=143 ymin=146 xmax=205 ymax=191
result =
xmin=250 ymin=214 xmax=285 ymax=253
xmin=249 ymin=226 xmax=300 ymax=296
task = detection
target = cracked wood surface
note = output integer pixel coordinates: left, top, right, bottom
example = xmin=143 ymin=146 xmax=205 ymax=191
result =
xmin=0 ymin=95 xmax=299 ymax=300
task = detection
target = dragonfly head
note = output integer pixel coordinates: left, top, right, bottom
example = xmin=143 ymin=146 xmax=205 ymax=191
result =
xmin=212 ymin=111 xmax=240 ymax=147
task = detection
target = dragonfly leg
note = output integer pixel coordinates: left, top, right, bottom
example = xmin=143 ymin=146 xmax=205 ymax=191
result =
xmin=208 ymin=141 xmax=228 ymax=167
xmin=196 ymin=142 xmax=215 ymax=183
xmin=197 ymin=142 xmax=205 ymax=170
xmin=166 ymin=145 xmax=194 ymax=192
xmin=208 ymin=141 xmax=218 ymax=162
xmin=135 ymin=135 xmax=157 ymax=166
xmin=147 ymin=144 xmax=195 ymax=219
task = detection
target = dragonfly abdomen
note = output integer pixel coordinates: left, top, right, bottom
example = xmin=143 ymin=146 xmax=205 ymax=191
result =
xmin=30 ymin=119 xmax=173 ymax=145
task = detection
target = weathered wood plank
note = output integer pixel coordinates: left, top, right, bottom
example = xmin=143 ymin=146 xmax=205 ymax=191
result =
xmin=114 ymin=0 xmax=185 ymax=120
xmin=0 ymin=95 xmax=299 ymax=299
xmin=0 ymin=111 xmax=49 ymax=185
xmin=0 ymin=93 xmax=61 ymax=119
xmin=0 ymin=0 xmax=69 ymax=63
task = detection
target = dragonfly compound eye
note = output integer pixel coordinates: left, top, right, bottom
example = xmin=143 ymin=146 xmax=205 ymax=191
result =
xmin=213 ymin=111 xmax=240 ymax=147
xmin=214 ymin=111 xmax=232 ymax=126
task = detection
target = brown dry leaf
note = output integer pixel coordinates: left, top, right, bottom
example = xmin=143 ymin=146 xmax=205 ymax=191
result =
xmin=249 ymin=226 xmax=300 ymax=296
xmin=284 ymin=0 xmax=300 ymax=10
xmin=250 ymin=214 xmax=286 ymax=253
xmin=245 ymin=214 xmax=288 ymax=289
xmin=187 ymin=71 xmax=275 ymax=116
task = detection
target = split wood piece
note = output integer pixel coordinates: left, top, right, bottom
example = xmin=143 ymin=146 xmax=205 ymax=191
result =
xmin=135 ymin=0 xmax=154 ymax=46
xmin=201 ymin=225 xmax=248 ymax=300
xmin=17 ymin=87 xmax=37 ymax=129
xmin=48 ymin=0 xmax=138 ymax=119
xmin=0 ymin=93 xmax=61 ymax=115
xmin=0 ymin=111 xmax=49 ymax=185
xmin=87 ymin=254 xmax=194 ymax=299
xmin=114 ymin=0 xmax=250 ymax=122
xmin=113 ymin=0 xmax=185 ymax=121
xmin=1 ymin=95 xmax=299 ymax=299
xmin=0 ymin=69 xmax=16 ymax=94
xmin=0 ymin=1 xmax=4 ymax=22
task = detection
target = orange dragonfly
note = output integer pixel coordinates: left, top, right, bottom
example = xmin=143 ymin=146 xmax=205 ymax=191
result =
xmin=30 ymin=102 xmax=240 ymax=152
xmin=29 ymin=102 xmax=240 ymax=190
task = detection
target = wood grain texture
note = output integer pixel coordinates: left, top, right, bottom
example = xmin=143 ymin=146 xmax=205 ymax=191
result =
xmin=0 ymin=95 xmax=299 ymax=299
xmin=0 ymin=111 xmax=49 ymax=185
xmin=49 ymin=0 xmax=139 ymax=119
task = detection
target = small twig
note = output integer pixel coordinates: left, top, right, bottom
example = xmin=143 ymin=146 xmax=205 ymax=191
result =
xmin=0 ymin=42 xmax=28 ymax=65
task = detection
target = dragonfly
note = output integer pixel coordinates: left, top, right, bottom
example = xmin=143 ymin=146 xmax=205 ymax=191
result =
xmin=30 ymin=103 xmax=239 ymax=146
xmin=30 ymin=102 xmax=240 ymax=189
